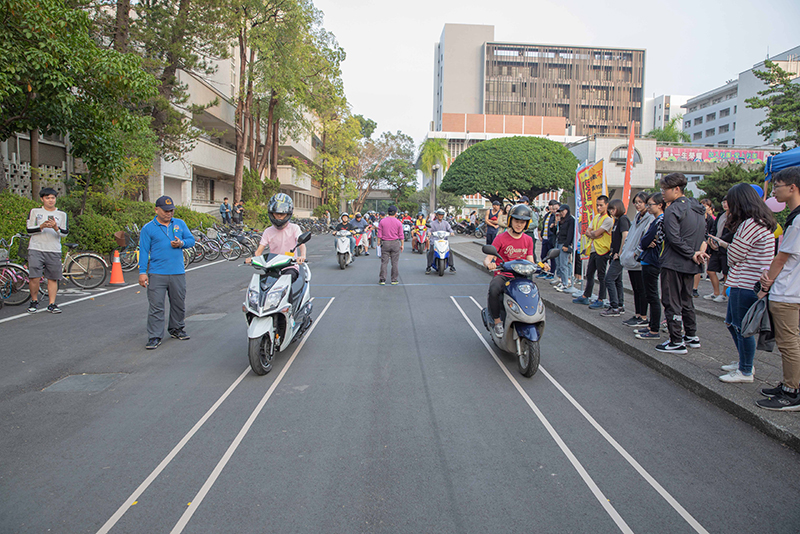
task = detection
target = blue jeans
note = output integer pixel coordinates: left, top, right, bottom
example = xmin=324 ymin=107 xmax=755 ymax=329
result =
xmin=725 ymin=287 xmax=758 ymax=374
xmin=557 ymin=248 xmax=571 ymax=286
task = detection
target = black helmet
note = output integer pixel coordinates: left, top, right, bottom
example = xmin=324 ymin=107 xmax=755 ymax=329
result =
xmin=508 ymin=203 xmax=532 ymax=232
xmin=268 ymin=193 xmax=293 ymax=228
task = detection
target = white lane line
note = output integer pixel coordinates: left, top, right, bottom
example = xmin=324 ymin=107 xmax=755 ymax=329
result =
xmin=96 ymin=365 xmax=252 ymax=534
xmin=451 ymin=297 xmax=633 ymax=534
xmin=170 ymin=296 xmax=336 ymax=534
xmin=0 ymin=260 xmax=228 ymax=325
xmin=465 ymin=296 xmax=709 ymax=534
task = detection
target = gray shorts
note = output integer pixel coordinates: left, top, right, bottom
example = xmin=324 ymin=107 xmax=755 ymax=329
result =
xmin=28 ymin=250 xmax=62 ymax=280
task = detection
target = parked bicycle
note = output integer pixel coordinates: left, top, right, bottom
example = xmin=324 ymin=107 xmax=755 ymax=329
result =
xmin=0 ymin=234 xmax=36 ymax=306
xmin=41 ymin=245 xmax=109 ymax=289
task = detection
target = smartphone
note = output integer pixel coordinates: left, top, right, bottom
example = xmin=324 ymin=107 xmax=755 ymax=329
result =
xmin=48 ymin=215 xmax=55 ymax=221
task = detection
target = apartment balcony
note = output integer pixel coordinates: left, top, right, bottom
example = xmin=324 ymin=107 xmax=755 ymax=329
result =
xmin=277 ymin=165 xmax=311 ymax=191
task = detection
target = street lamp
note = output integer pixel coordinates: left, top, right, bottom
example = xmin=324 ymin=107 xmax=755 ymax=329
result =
xmin=431 ymin=163 xmax=440 ymax=213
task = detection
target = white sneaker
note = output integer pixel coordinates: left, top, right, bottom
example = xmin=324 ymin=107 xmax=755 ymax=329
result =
xmin=493 ymin=323 xmax=504 ymax=338
xmin=702 ymin=293 xmax=718 ymax=300
xmin=713 ymin=294 xmax=728 ymax=303
xmin=719 ymin=369 xmax=754 ymax=383
xmin=721 ymin=361 xmax=755 ymax=373
xmin=550 ymin=277 xmax=561 ymax=285
xmin=553 ymin=283 xmax=564 ymax=291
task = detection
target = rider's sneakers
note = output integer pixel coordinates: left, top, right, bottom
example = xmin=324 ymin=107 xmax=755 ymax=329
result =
xmin=425 ymin=267 xmax=432 ymax=274
xmin=27 ymin=300 xmax=39 ymax=313
xmin=450 ymin=266 xmax=456 ymax=273
xmin=493 ymin=322 xmax=504 ymax=338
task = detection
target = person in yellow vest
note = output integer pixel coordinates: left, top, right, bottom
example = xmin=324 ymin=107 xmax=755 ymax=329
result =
xmin=573 ymin=195 xmax=613 ymax=307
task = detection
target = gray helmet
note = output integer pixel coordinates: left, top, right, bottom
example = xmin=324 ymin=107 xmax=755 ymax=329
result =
xmin=508 ymin=203 xmax=532 ymax=231
xmin=435 ymin=208 xmax=445 ymax=216
xmin=268 ymin=193 xmax=293 ymax=228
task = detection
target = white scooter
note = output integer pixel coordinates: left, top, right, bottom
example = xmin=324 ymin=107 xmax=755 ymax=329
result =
xmin=429 ymin=230 xmax=451 ymax=277
xmin=334 ymin=229 xmax=353 ymax=269
xmin=479 ymin=245 xmax=556 ymax=377
xmin=402 ymin=222 xmax=411 ymax=241
xmin=244 ymin=232 xmax=313 ymax=375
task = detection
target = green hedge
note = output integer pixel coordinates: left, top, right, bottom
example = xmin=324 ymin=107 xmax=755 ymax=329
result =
xmin=0 ymin=190 xmax=218 ymax=257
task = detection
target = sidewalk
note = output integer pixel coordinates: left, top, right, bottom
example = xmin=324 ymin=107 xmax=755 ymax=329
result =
xmin=451 ymin=239 xmax=800 ymax=453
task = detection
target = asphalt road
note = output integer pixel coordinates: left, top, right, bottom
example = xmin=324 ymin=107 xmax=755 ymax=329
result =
xmin=1 ymin=237 xmax=799 ymax=533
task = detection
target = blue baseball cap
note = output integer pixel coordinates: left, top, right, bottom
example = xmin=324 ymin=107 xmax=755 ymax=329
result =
xmin=155 ymin=196 xmax=175 ymax=210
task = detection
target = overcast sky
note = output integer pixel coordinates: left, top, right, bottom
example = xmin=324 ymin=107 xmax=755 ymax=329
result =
xmin=312 ymin=0 xmax=800 ymax=148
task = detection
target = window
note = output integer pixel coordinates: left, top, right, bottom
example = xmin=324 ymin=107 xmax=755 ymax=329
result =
xmin=733 ymin=122 xmax=736 ymax=130
xmin=694 ymin=117 xmax=703 ymax=126
xmin=734 ymin=105 xmax=737 ymax=113
xmin=718 ymin=124 xmax=730 ymax=134
xmin=684 ymin=121 xmax=691 ymax=129
xmin=720 ymin=108 xmax=730 ymax=118
xmin=706 ymin=128 xmax=715 ymax=137
xmin=689 ymin=106 xmax=698 ymax=112
xmin=693 ymin=132 xmax=702 ymax=140
xmin=706 ymin=112 xmax=716 ymax=121
xmin=718 ymin=140 xmax=728 ymax=146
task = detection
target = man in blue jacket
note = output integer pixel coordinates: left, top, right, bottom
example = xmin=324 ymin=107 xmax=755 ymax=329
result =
xmin=138 ymin=196 xmax=196 ymax=349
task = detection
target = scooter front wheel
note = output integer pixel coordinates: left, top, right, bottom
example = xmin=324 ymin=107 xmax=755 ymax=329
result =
xmin=437 ymin=258 xmax=445 ymax=277
xmin=519 ymin=338 xmax=540 ymax=378
xmin=249 ymin=335 xmax=274 ymax=375
xmin=338 ymin=253 xmax=347 ymax=270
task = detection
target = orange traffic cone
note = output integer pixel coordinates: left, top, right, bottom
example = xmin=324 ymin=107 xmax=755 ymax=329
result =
xmin=109 ymin=250 xmax=125 ymax=285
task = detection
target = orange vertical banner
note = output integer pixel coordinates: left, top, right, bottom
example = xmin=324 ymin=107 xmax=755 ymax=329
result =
xmin=622 ymin=120 xmax=635 ymax=206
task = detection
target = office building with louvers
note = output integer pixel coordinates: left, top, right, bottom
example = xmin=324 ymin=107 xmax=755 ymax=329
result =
xmin=433 ymin=24 xmax=645 ymax=137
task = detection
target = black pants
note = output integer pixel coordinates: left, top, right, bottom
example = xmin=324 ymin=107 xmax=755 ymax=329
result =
xmin=488 ymin=276 xmax=507 ymax=319
xmin=541 ymin=238 xmax=557 ymax=271
xmin=486 ymin=227 xmax=498 ymax=245
xmin=660 ymin=267 xmax=697 ymax=344
xmin=642 ymin=264 xmax=661 ymax=332
xmin=605 ymin=258 xmax=624 ymax=308
xmin=628 ymin=269 xmax=648 ymax=317
xmin=583 ymin=251 xmax=610 ymax=300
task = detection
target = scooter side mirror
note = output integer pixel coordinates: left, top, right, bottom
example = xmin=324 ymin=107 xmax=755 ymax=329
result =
xmin=426 ymin=223 xmax=431 ymax=228
xmin=545 ymin=248 xmax=560 ymax=260
xmin=482 ymin=245 xmax=498 ymax=256
xmin=297 ymin=231 xmax=312 ymax=245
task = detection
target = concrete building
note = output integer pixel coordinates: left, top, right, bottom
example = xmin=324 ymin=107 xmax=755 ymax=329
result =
xmin=681 ymin=45 xmax=799 ymax=149
xmin=735 ymin=45 xmax=800 ymax=147
xmin=681 ymin=81 xmax=738 ymax=147
xmin=643 ymin=94 xmax=691 ymax=134
xmin=433 ymin=24 xmax=646 ymax=137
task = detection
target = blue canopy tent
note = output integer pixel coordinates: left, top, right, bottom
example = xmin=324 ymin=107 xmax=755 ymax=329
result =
xmin=765 ymin=146 xmax=800 ymax=181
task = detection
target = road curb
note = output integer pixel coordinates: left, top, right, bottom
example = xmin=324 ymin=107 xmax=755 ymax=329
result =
xmin=452 ymin=246 xmax=800 ymax=453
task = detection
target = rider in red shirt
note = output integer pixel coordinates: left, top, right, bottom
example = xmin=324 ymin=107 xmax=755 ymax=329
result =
xmin=483 ymin=204 xmax=535 ymax=338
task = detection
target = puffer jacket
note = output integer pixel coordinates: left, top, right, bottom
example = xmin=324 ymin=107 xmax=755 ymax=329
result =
xmin=620 ymin=210 xmax=654 ymax=270
xmin=660 ymin=196 xmax=706 ymax=274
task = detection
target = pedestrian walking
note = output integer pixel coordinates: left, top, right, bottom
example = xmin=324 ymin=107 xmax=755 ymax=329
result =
xmin=599 ymin=199 xmax=630 ymax=317
xmin=718 ymin=183 xmax=776 ymax=383
xmin=219 ymin=197 xmax=232 ymax=225
xmin=377 ymin=205 xmax=404 ymax=285
xmin=757 ymin=166 xmax=800 ymax=410
xmin=26 ymin=187 xmax=68 ymax=314
xmin=635 ymin=192 xmax=665 ymax=340
xmin=573 ymin=195 xmax=612 ymax=308
xmin=620 ymin=192 xmax=654 ymax=327
xmin=138 ymin=196 xmax=195 ymax=350
xmin=656 ymin=173 xmax=708 ymax=355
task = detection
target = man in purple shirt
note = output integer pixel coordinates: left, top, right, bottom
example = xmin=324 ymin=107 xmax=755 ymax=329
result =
xmin=377 ymin=205 xmax=404 ymax=285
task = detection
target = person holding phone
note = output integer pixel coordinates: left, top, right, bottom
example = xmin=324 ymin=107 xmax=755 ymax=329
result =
xmin=138 ymin=196 xmax=195 ymax=350
xmin=26 ymin=187 xmax=69 ymax=313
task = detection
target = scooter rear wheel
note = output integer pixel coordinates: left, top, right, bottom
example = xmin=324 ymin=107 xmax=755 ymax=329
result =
xmin=519 ymin=338 xmax=540 ymax=377
xmin=249 ymin=336 xmax=274 ymax=375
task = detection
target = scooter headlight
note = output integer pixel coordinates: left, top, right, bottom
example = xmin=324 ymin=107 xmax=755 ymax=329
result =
xmin=264 ymin=286 xmax=288 ymax=310
xmin=506 ymin=298 xmax=521 ymax=314
xmin=247 ymin=288 xmax=260 ymax=310
xmin=511 ymin=263 xmax=535 ymax=277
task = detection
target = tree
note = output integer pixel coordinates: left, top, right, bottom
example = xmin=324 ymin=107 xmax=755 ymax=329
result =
xmin=376 ymin=159 xmax=417 ymax=203
xmin=0 ymin=0 xmax=158 ymax=200
xmin=441 ymin=136 xmax=578 ymax=203
xmin=645 ymin=115 xmax=690 ymax=143
xmin=745 ymin=59 xmax=800 ymax=150
xmin=696 ymin=162 xmax=765 ymax=209
xmin=354 ymin=114 xmax=376 ymax=139
xmin=314 ymin=111 xmax=360 ymax=207
xmin=349 ymin=130 xmax=414 ymax=214
xmin=409 ymin=186 xmax=464 ymax=214
xmin=418 ymin=138 xmax=451 ymax=176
